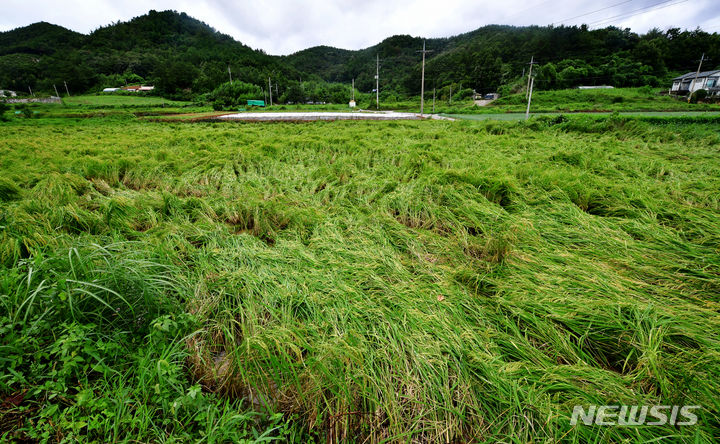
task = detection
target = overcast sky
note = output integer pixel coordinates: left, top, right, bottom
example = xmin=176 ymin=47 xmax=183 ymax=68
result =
xmin=0 ymin=0 xmax=718 ymax=55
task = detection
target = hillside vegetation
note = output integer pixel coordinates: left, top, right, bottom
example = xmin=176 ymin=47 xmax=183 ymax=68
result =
xmin=481 ymin=87 xmax=720 ymax=113
xmin=1 ymin=10 xmax=718 ymax=100
xmin=1 ymin=114 xmax=719 ymax=441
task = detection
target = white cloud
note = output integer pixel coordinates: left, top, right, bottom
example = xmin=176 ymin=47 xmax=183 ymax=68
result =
xmin=0 ymin=0 xmax=717 ymax=54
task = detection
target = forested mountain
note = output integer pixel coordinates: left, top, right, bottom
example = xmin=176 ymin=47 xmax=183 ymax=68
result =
xmin=1 ymin=9 xmax=718 ymax=99
xmin=285 ymin=25 xmax=720 ymax=96
xmin=0 ymin=10 xmax=304 ymax=98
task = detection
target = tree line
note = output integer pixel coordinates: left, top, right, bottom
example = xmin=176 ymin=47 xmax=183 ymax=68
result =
xmin=1 ymin=10 xmax=718 ymax=102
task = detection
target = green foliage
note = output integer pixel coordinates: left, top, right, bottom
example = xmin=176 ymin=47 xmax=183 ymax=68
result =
xmin=2 ymin=10 xmax=718 ymax=98
xmin=484 ymin=87 xmax=718 ymax=113
xmin=0 ymin=102 xmax=9 ymax=122
xmin=208 ymin=81 xmax=263 ymax=110
xmin=690 ymin=89 xmax=709 ymax=103
xmin=0 ymin=177 xmax=22 ymax=201
xmin=2 ymin=115 xmax=720 ymax=441
xmin=0 ymin=241 xmax=292 ymax=442
xmin=13 ymin=104 xmax=34 ymax=118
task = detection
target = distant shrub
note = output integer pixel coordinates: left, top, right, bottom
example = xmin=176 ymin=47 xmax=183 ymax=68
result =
xmin=208 ymin=81 xmax=263 ymax=110
xmin=535 ymin=114 xmax=568 ymax=126
xmin=0 ymin=102 xmax=9 ymax=121
xmin=453 ymin=88 xmax=474 ymax=101
xmin=15 ymin=104 xmax=34 ymax=118
xmin=690 ymin=89 xmax=708 ymax=104
xmin=638 ymin=85 xmax=654 ymax=96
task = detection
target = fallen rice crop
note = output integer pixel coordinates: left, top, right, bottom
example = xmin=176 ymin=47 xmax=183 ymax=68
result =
xmin=1 ymin=114 xmax=719 ymax=442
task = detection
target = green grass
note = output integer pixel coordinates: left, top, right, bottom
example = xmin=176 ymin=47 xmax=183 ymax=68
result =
xmin=1 ymin=114 xmax=720 ymax=442
xmin=478 ymin=87 xmax=720 ymax=113
xmin=62 ymin=94 xmax=192 ymax=108
xmin=447 ymin=111 xmax=720 ymax=121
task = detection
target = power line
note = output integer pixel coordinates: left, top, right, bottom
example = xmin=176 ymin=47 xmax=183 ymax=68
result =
xmin=553 ymin=0 xmax=635 ymax=26
xmin=587 ymin=0 xmax=688 ymax=27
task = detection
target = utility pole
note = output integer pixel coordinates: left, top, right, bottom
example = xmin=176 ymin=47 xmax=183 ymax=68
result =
xmin=228 ymin=65 xmax=233 ymax=84
xmin=375 ymin=54 xmax=380 ymax=110
xmin=417 ymin=40 xmax=433 ymax=114
xmin=432 ymin=87 xmax=436 ymax=113
xmin=53 ymin=84 xmax=60 ymax=98
xmin=525 ymin=76 xmax=534 ymax=120
xmin=449 ymin=85 xmax=452 ymax=104
xmin=526 ymin=56 xmax=537 ymax=99
xmin=688 ymin=53 xmax=705 ymax=103
xmin=268 ymin=77 xmax=273 ymax=106
xmin=64 ymin=81 xmax=70 ymax=97
xmin=28 ymin=86 xmax=34 ymax=97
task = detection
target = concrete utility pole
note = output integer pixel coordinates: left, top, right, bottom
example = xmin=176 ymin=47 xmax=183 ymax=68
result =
xmin=268 ymin=77 xmax=273 ymax=106
xmin=376 ymin=54 xmax=380 ymax=110
xmin=688 ymin=53 xmax=705 ymax=103
xmin=64 ymin=81 xmax=70 ymax=97
xmin=526 ymin=56 xmax=537 ymax=99
xmin=28 ymin=86 xmax=34 ymax=97
xmin=228 ymin=65 xmax=233 ymax=84
xmin=417 ymin=40 xmax=433 ymax=114
xmin=53 ymin=84 xmax=60 ymax=98
xmin=525 ymin=76 xmax=535 ymax=120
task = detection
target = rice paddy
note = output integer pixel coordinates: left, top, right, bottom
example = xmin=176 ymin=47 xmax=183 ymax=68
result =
xmin=1 ymin=113 xmax=720 ymax=442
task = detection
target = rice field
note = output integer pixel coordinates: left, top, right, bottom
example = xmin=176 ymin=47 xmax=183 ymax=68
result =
xmin=62 ymin=94 xmax=192 ymax=107
xmin=1 ymin=114 xmax=719 ymax=442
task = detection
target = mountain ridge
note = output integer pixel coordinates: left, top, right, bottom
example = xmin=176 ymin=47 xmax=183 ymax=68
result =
xmin=1 ymin=10 xmax=718 ymax=98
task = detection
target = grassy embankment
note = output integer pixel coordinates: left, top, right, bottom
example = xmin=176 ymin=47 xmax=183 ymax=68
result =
xmin=1 ymin=113 xmax=720 ymax=442
xmin=11 ymin=87 xmax=718 ymax=121
xmin=475 ymin=87 xmax=720 ymax=113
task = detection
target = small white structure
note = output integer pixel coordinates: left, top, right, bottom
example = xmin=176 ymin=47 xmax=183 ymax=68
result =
xmin=0 ymin=89 xmax=18 ymax=97
xmin=138 ymin=86 xmax=155 ymax=92
xmin=349 ymin=99 xmax=356 ymax=108
xmin=103 ymin=88 xmax=120 ymax=92
xmin=671 ymin=70 xmax=720 ymax=96
xmin=577 ymin=85 xmax=614 ymax=90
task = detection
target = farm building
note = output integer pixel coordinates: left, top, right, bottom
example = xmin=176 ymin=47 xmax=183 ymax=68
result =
xmin=670 ymin=70 xmax=720 ymax=96
xmin=103 ymin=88 xmax=120 ymax=92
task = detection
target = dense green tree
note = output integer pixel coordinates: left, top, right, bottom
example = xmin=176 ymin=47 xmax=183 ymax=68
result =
xmin=1 ymin=10 xmax=718 ymax=97
xmin=207 ymin=81 xmax=263 ymax=109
